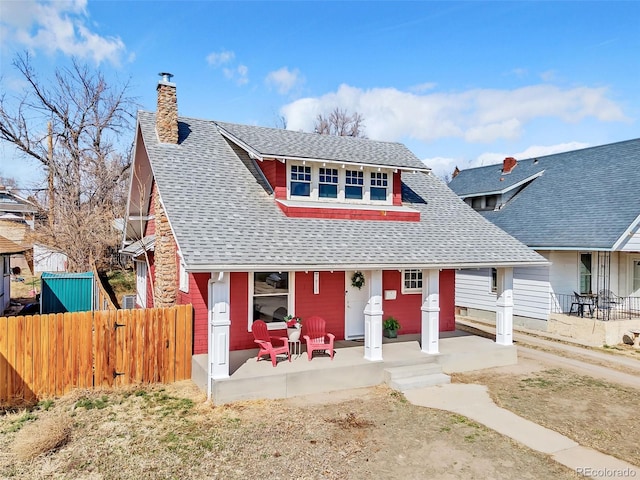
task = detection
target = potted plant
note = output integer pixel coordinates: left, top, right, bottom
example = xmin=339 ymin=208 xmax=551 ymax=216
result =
xmin=383 ymin=317 xmax=401 ymax=338
xmin=284 ymin=315 xmax=303 ymax=341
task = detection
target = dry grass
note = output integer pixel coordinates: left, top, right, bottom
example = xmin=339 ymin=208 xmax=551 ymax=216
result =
xmin=0 ymin=382 xmax=576 ymax=480
xmin=453 ymin=367 xmax=640 ymax=467
xmin=11 ymin=413 xmax=72 ymax=460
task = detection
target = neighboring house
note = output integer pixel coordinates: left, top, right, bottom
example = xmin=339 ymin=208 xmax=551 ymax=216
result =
xmin=122 ymin=74 xmax=546 ymax=388
xmin=0 ymin=235 xmax=28 ymax=313
xmin=33 ymin=243 xmax=68 ymax=273
xmin=0 ymin=186 xmax=38 ymax=276
xmin=448 ymin=140 xmax=640 ymax=326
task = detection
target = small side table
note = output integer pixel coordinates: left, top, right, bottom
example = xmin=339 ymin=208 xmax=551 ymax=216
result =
xmin=288 ymin=339 xmax=301 ymax=357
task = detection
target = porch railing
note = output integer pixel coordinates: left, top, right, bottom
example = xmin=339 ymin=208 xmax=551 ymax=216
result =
xmin=551 ymin=293 xmax=640 ymax=321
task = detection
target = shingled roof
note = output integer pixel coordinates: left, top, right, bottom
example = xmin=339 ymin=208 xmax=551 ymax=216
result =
xmin=448 ymin=139 xmax=640 ymax=250
xmin=134 ymin=111 xmax=546 ymax=271
xmin=0 ymin=235 xmax=27 ymax=254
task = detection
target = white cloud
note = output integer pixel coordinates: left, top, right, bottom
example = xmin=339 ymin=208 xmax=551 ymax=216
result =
xmin=424 ymin=141 xmax=591 ymax=181
xmin=474 ymin=142 xmax=590 ymax=168
xmin=265 ymin=67 xmax=303 ymax=95
xmin=282 ymin=83 xmax=628 ymax=144
xmin=223 ymin=64 xmax=249 ymax=85
xmin=409 ymin=82 xmax=437 ymax=93
xmin=206 ymin=50 xmax=235 ymax=66
xmin=0 ymin=0 xmax=126 ymax=65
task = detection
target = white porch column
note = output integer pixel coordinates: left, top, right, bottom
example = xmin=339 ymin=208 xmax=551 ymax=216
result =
xmin=363 ymin=269 xmax=383 ymax=361
xmin=495 ymin=267 xmax=514 ymax=346
xmin=208 ymin=272 xmax=231 ymax=398
xmin=421 ymin=269 xmax=440 ymax=354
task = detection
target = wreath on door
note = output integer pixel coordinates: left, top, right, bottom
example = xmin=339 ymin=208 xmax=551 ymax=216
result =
xmin=351 ymin=271 xmax=365 ymax=290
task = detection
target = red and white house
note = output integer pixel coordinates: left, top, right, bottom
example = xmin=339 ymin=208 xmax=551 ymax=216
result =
xmin=122 ymin=74 xmax=547 ymax=395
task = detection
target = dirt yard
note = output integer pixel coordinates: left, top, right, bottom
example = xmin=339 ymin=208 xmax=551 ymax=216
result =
xmin=1 ymin=381 xmax=576 ymax=480
xmin=454 ymin=358 xmax=640 ymax=468
xmin=2 ymin=348 xmax=638 ymax=479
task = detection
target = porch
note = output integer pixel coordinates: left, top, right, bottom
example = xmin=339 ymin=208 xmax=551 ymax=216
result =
xmin=551 ymin=293 xmax=640 ymax=321
xmin=193 ymin=330 xmax=517 ymax=405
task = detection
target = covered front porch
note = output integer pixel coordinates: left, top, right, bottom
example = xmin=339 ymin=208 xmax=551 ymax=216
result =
xmin=194 ymin=330 xmax=517 ymax=405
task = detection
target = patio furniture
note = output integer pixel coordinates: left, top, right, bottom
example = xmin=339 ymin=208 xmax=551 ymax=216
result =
xmin=252 ymin=320 xmax=291 ymax=366
xmin=569 ymin=291 xmax=595 ymax=317
xmin=597 ymin=289 xmax=621 ymax=320
xmin=302 ymin=316 xmax=335 ymax=361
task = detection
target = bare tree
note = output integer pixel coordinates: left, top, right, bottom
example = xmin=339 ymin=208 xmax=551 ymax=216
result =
xmin=314 ymin=107 xmax=366 ymax=137
xmin=0 ymin=52 xmax=137 ymax=272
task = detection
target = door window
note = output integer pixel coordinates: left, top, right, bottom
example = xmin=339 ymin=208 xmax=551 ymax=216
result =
xmin=579 ymin=253 xmax=592 ymax=294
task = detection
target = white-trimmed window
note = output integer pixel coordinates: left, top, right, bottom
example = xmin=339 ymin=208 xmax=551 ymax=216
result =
xmin=135 ymin=260 xmax=148 ymax=308
xmin=249 ymin=271 xmax=295 ymax=329
xmin=402 ymin=269 xmax=422 ymax=294
xmin=287 ymin=161 xmax=393 ymax=205
xmin=579 ymin=253 xmax=592 ymax=294
xmin=179 ymin=259 xmax=189 ymax=293
xmin=345 ymin=170 xmax=364 ymax=200
xmin=370 ymin=172 xmax=388 ymax=201
xmin=319 ymin=167 xmax=338 ymax=198
xmin=491 ymin=268 xmax=497 ymax=293
xmin=3 ymin=257 xmax=10 ymax=275
xmin=290 ymin=165 xmax=311 ymax=197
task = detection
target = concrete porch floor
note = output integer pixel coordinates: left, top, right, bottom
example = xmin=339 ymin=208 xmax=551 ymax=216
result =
xmin=193 ymin=330 xmax=517 ymax=405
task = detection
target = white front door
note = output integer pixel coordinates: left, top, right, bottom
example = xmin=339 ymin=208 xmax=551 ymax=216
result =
xmin=345 ymin=271 xmax=370 ymax=339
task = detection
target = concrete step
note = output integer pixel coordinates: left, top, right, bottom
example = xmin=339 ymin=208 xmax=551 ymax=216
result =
xmin=383 ymin=362 xmax=444 ymax=383
xmin=388 ymin=373 xmax=451 ymax=391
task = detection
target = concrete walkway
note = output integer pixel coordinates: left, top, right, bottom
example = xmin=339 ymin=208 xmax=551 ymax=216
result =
xmin=404 ymin=383 xmax=640 ymax=479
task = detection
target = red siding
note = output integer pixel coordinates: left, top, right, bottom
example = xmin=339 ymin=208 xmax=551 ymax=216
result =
xmin=229 ymin=272 xmax=255 ymax=351
xmin=256 ymin=160 xmax=287 ymax=199
xmin=277 ymin=202 xmax=420 ymax=221
xmin=144 ymin=180 xmax=156 ymax=237
xmin=382 ymin=269 xmax=456 ymax=333
xmin=177 ymin=272 xmax=210 ymax=355
xmin=145 ymin=252 xmax=155 ymax=309
xmin=192 ymin=269 xmax=456 ymax=354
xmin=393 ymin=171 xmax=402 ymax=206
xmin=439 ymin=269 xmax=456 ymax=332
xmin=295 ymin=271 xmax=345 ymax=340
xmin=382 ymin=270 xmax=422 ymax=334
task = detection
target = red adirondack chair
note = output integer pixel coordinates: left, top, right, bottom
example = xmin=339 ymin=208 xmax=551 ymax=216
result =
xmin=252 ymin=320 xmax=291 ymax=366
xmin=302 ymin=316 xmax=335 ymax=361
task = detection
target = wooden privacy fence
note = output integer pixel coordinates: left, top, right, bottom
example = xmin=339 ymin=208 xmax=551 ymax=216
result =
xmin=0 ymin=305 xmax=193 ymax=407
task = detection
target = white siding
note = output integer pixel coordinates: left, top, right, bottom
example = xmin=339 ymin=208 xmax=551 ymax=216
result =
xmin=455 ymin=268 xmax=497 ymax=311
xmin=33 ymin=244 xmax=67 ymax=272
xmin=547 ymin=251 xmax=578 ymax=295
xmin=620 ymin=228 xmax=640 ymax=252
xmin=513 ymin=265 xmax=550 ymax=319
xmin=456 ymin=266 xmax=550 ymax=321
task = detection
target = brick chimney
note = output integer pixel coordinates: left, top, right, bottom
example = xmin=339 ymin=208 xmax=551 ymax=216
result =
xmin=156 ymin=72 xmax=178 ymax=144
xmin=502 ymin=157 xmax=517 ymax=174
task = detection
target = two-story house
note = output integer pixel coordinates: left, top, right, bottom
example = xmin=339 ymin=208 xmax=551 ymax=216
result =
xmin=122 ymin=74 xmax=547 ymax=395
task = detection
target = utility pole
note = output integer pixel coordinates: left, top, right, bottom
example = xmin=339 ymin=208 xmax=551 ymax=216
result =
xmin=47 ymin=122 xmax=54 ymax=228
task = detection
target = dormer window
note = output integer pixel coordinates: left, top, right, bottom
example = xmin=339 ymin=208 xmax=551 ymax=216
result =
xmin=319 ymin=167 xmax=338 ymax=198
xmin=287 ymin=161 xmax=393 ymax=205
xmin=291 ymin=165 xmax=311 ymax=197
xmin=345 ymin=170 xmax=364 ymax=200
xmin=370 ymin=172 xmax=388 ymax=201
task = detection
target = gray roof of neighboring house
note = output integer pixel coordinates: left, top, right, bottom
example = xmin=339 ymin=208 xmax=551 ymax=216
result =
xmin=136 ymin=111 xmax=546 ymax=270
xmin=448 ymin=139 xmax=640 ymax=250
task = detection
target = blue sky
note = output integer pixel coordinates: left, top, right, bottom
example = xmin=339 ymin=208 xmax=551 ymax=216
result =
xmin=1 ymin=0 xmax=639 ymax=189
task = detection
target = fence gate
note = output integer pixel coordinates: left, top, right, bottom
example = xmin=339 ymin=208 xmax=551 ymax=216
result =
xmin=0 ymin=305 xmax=193 ymax=406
